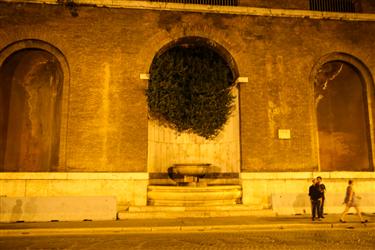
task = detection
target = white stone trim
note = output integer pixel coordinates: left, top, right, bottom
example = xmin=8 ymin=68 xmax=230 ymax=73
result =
xmin=240 ymin=172 xmax=375 ymax=180
xmin=140 ymin=73 xmax=150 ymax=80
xmin=2 ymin=0 xmax=375 ymax=22
xmin=235 ymin=77 xmax=248 ymax=83
xmin=0 ymin=172 xmax=149 ymax=180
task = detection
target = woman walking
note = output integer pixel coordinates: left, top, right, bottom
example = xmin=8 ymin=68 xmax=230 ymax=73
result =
xmin=340 ymin=180 xmax=368 ymax=223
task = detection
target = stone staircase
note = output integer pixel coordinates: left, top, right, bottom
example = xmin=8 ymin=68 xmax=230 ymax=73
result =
xmin=118 ymin=185 xmax=271 ymax=219
xmin=147 ymin=185 xmax=242 ymax=206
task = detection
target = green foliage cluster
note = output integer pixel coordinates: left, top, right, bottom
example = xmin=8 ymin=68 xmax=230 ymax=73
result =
xmin=146 ymin=45 xmax=235 ymax=139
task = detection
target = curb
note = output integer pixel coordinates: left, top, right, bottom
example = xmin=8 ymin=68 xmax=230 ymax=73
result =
xmin=1 ymin=223 xmax=374 ymax=236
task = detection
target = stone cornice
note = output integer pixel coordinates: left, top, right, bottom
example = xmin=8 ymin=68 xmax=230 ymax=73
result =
xmin=240 ymin=172 xmax=375 ymax=179
xmin=0 ymin=172 xmax=149 ymax=180
xmin=1 ymin=0 xmax=375 ymax=22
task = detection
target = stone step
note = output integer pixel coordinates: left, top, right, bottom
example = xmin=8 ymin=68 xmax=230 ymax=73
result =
xmin=147 ymin=185 xmax=242 ymax=207
xmin=118 ymin=206 xmax=273 ymax=219
xmin=148 ymin=185 xmax=242 ymax=191
xmin=128 ymin=205 xmax=263 ymax=212
xmin=148 ymin=200 xmax=239 ymax=206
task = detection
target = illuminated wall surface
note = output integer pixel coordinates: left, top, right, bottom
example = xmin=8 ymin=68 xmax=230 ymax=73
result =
xmin=0 ymin=1 xmax=375 ymax=173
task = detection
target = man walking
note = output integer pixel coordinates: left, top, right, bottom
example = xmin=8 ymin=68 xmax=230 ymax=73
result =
xmin=316 ymin=176 xmax=326 ymax=218
xmin=309 ymin=178 xmax=322 ymax=221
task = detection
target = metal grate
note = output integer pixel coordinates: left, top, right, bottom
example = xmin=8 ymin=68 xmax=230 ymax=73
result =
xmin=309 ymin=0 xmax=356 ymax=12
xmin=150 ymin=0 xmax=239 ymax=6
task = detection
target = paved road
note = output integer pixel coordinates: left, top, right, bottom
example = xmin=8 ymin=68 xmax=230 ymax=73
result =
xmin=1 ymin=228 xmax=375 ymax=250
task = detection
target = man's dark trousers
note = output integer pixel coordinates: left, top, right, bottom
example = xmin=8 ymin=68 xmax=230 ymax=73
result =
xmin=311 ymin=199 xmax=322 ymax=219
xmin=320 ymin=197 xmax=325 ymax=217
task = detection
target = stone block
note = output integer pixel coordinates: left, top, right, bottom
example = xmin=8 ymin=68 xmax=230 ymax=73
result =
xmin=271 ymin=193 xmax=311 ymax=215
xmin=242 ymin=173 xmax=375 ymax=210
xmin=0 ymin=180 xmax=26 ymax=197
xmin=0 ymin=196 xmax=117 ymax=222
xmin=0 ymin=173 xmax=148 ymax=209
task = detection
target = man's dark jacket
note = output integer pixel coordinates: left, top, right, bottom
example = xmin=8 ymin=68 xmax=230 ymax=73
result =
xmin=309 ymin=184 xmax=322 ymax=201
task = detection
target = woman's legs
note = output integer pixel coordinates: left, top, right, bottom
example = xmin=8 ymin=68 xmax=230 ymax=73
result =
xmin=340 ymin=205 xmax=350 ymax=221
xmin=354 ymin=206 xmax=365 ymax=221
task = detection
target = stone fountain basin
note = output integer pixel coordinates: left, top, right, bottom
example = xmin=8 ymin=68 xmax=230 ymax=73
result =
xmin=171 ymin=163 xmax=211 ymax=177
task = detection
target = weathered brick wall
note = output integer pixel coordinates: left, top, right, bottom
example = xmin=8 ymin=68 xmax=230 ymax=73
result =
xmin=0 ymin=3 xmax=151 ymax=172
xmin=360 ymin=0 xmax=375 ymax=13
xmin=237 ymin=16 xmax=375 ymax=171
xmin=0 ymin=3 xmax=374 ymax=172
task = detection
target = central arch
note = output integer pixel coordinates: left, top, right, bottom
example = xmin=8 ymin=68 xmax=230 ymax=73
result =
xmin=147 ymin=37 xmax=240 ymax=184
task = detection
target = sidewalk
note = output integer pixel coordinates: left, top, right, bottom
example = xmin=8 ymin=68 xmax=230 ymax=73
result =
xmin=1 ymin=213 xmax=374 ymax=236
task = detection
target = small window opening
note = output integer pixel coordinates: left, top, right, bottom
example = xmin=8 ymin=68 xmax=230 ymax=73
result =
xmin=309 ymin=0 xmax=356 ymax=13
xmin=150 ymin=0 xmax=239 ymax=6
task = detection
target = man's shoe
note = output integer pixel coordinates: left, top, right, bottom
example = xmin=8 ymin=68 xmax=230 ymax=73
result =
xmin=340 ymin=219 xmax=346 ymax=223
xmin=320 ymin=216 xmax=325 ymax=218
xmin=361 ymin=220 xmax=368 ymax=223
xmin=312 ymin=218 xmax=315 ymax=221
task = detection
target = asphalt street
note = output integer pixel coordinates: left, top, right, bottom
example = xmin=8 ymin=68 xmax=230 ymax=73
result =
xmin=1 ymin=228 xmax=375 ymax=250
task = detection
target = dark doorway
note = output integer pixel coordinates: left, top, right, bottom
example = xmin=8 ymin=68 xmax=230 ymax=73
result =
xmin=315 ymin=61 xmax=371 ymax=171
xmin=0 ymin=49 xmax=63 ymax=172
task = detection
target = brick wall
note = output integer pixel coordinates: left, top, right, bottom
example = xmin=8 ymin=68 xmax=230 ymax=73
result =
xmin=0 ymin=3 xmax=374 ymax=172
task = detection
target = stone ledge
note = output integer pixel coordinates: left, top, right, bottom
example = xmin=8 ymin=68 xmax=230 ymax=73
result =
xmin=240 ymin=172 xmax=375 ymax=180
xmin=0 ymin=172 xmax=149 ymax=180
xmin=2 ymin=0 xmax=375 ymax=21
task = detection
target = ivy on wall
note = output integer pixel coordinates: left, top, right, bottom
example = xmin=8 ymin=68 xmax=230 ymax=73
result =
xmin=146 ymin=45 xmax=235 ymax=139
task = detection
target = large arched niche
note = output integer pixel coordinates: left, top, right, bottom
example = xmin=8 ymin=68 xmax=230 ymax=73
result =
xmin=147 ymin=36 xmax=241 ymax=183
xmin=311 ymin=52 xmax=374 ymax=171
xmin=151 ymin=37 xmax=239 ymax=78
xmin=0 ymin=40 xmax=70 ymax=172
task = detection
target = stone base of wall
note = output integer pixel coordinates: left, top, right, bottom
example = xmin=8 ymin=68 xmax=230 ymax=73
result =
xmin=241 ymin=172 xmax=375 ymax=214
xmin=0 ymin=173 xmax=149 ymax=211
xmin=2 ymin=172 xmax=374 ymax=219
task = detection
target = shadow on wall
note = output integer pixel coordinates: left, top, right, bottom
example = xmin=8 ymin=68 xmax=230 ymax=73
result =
xmin=10 ymin=199 xmax=23 ymax=222
xmin=292 ymin=193 xmax=309 ymax=214
xmin=271 ymin=193 xmax=310 ymax=215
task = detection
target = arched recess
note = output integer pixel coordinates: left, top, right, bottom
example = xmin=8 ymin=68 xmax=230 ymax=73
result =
xmin=0 ymin=40 xmax=70 ymax=172
xmin=311 ymin=52 xmax=374 ymax=171
xmin=147 ymin=36 xmax=241 ymax=182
